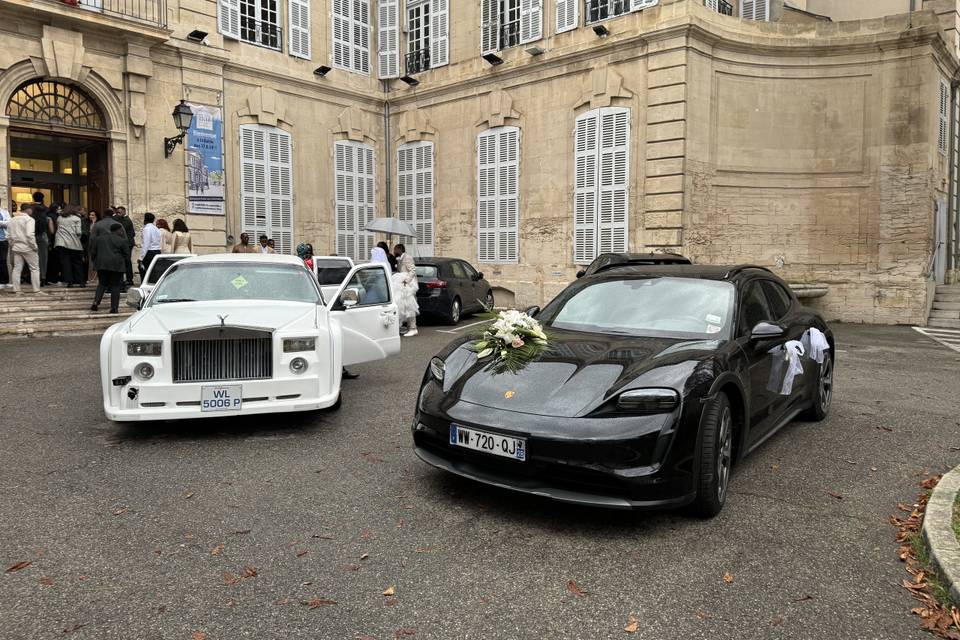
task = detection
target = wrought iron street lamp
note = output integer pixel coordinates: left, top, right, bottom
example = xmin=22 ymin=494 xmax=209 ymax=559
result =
xmin=164 ymin=100 xmax=194 ymax=158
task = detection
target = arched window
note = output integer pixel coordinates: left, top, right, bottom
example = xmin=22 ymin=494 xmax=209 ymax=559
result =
xmin=6 ymin=80 xmax=105 ymax=131
xmin=573 ymin=107 xmax=630 ymax=264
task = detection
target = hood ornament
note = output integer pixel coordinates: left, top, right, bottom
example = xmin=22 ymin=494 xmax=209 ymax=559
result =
xmin=218 ymin=314 xmax=229 ymax=331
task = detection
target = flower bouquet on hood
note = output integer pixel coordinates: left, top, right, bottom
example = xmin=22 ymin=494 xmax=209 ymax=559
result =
xmin=467 ymin=309 xmax=551 ymax=374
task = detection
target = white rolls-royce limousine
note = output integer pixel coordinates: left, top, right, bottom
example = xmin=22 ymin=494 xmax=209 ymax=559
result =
xmin=99 ymin=254 xmax=400 ymax=422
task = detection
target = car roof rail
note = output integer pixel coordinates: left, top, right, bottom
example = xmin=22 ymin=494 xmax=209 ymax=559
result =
xmin=723 ymin=264 xmax=774 ymax=279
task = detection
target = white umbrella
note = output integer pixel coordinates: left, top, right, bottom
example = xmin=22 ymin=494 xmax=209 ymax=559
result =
xmin=365 ymin=217 xmax=417 ymax=238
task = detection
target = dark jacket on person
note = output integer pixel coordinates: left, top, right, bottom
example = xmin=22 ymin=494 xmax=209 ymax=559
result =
xmin=89 ymin=215 xmax=119 ymax=248
xmin=118 ymin=215 xmax=135 ymax=248
xmin=31 ymin=205 xmax=48 ymax=242
xmin=91 ymin=233 xmax=129 ymax=273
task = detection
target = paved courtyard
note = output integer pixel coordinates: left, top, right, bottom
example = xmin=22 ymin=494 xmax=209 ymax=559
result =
xmin=1 ymin=322 xmax=959 ymax=639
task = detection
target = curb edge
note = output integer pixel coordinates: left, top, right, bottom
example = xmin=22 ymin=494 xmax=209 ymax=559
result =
xmin=922 ymin=465 xmax=960 ymax=605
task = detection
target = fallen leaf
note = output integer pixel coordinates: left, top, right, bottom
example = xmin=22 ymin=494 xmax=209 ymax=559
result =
xmin=35 ymin=549 xmax=45 ymax=557
xmin=771 ymin=616 xmax=784 ymax=626
xmin=39 ymin=576 xmax=54 ymax=586
xmin=396 ymin=519 xmax=404 ymax=529
xmin=226 ymin=600 xmax=236 ymax=609
xmin=78 ymin=575 xmax=88 ymax=581
xmin=242 ymin=566 xmax=258 ymax=578
xmin=232 ymin=529 xmax=252 ymax=535
xmin=6 ymin=561 xmax=31 ymax=573
xmin=624 ymin=615 xmax=639 ymax=633
xmin=385 ymin=598 xmax=399 ymax=606
xmin=826 ymin=491 xmax=843 ymax=500
xmin=62 ymin=623 xmax=86 ymax=634
xmin=301 ymin=581 xmax=313 ymax=586
xmin=113 ymin=507 xmax=128 ymax=516
xmin=184 ymin=533 xmax=194 ymax=540
xmin=566 ymin=580 xmax=588 ymax=597
xmin=344 ymin=564 xmax=360 ymax=572
xmin=297 ymin=550 xmax=309 ymax=558
xmin=870 ymin=467 xmax=878 ymax=472
xmin=791 ymin=594 xmax=814 ymax=603
xmin=222 ymin=571 xmax=240 ymax=585
xmin=876 ymin=425 xmax=893 ymax=432
xmin=383 ymin=585 xmax=396 ymax=596
xmin=275 ymin=598 xmax=291 ymax=605
xmin=191 ymin=633 xmax=206 ymax=640
xmin=361 ymin=530 xmax=372 ymax=541
xmin=771 ymin=464 xmax=780 ymax=471
xmin=157 ymin=606 xmax=167 ymax=614
xmin=211 ymin=544 xmax=225 ymax=556
xmin=394 ymin=629 xmax=416 ymax=639
xmin=696 ymin=610 xmax=712 ymax=620
xmin=360 ymin=553 xmax=370 ymax=561
xmin=184 ymin=491 xmax=195 ymax=499
xmin=722 ymin=572 xmax=734 ymax=584
xmin=304 ymin=598 xmax=337 ymax=609
xmin=154 ymin=548 xmax=163 ymax=556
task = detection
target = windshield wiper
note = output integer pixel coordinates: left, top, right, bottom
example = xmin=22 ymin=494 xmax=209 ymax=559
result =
xmin=154 ymin=298 xmax=197 ymax=304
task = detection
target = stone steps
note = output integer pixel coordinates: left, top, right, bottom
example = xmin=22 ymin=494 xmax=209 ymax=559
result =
xmin=0 ymin=286 xmax=134 ymax=339
xmin=936 ymin=284 xmax=960 ymax=295
xmin=929 ymin=318 xmax=960 ymax=329
xmin=930 ymin=308 xmax=960 ymax=320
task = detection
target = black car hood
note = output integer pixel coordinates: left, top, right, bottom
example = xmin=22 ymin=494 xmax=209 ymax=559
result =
xmin=439 ymin=329 xmax=724 ymax=418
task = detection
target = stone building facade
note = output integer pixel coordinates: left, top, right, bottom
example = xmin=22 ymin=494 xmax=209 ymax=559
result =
xmin=1 ymin=0 xmax=958 ymax=323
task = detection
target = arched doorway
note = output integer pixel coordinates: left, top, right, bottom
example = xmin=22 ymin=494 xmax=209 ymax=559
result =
xmin=6 ymin=79 xmax=110 ymax=213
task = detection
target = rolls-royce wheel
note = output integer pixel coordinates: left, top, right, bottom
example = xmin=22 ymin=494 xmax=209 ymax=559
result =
xmin=692 ymin=392 xmax=732 ymax=519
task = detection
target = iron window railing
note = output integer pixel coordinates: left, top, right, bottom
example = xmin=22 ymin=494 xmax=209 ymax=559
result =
xmin=716 ymin=0 xmax=734 ymax=16
xmin=405 ymin=48 xmax=431 ymax=75
xmin=585 ymin=0 xmax=630 ymax=24
xmin=500 ymin=19 xmax=521 ymax=49
xmin=57 ymin=0 xmax=167 ymax=28
xmin=240 ymin=16 xmax=281 ymax=51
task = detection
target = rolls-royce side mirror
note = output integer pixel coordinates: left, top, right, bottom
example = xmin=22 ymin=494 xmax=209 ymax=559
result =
xmin=126 ymin=288 xmax=144 ymax=309
xmin=340 ymin=288 xmax=361 ymax=309
xmin=750 ymin=321 xmax=785 ymax=340
xmin=576 ymin=269 xmax=586 ymax=279
xmin=524 ymin=305 xmax=540 ymax=318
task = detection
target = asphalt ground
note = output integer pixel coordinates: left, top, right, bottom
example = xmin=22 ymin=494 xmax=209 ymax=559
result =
xmin=1 ymin=320 xmax=959 ymax=640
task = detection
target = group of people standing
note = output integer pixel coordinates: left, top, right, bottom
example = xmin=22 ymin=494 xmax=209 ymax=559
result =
xmin=0 ymin=191 xmax=194 ymax=315
xmin=371 ymin=241 xmax=420 ymax=337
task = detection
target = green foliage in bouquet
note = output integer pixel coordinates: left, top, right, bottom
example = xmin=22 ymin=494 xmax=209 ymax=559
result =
xmin=466 ymin=309 xmax=552 ymax=374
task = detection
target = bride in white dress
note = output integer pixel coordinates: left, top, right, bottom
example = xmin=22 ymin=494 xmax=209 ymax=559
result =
xmin=372 ymin=245 xmax=419 ymax=337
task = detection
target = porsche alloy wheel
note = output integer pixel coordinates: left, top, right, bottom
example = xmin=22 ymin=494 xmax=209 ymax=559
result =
xmin=802 ymin=353 xmax=833 ymax=422
xmin=693 ymin=392 xmax=732 ymax=518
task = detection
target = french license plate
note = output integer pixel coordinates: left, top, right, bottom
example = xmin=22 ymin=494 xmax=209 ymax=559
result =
xmin=201 ymin=385 xmax=242 ymax=412
xmin=449 ymin=424 xmax=526 ymax=461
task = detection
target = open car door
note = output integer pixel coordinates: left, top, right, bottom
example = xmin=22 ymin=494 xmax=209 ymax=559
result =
xmin=329 ymin=263 xmax=400 ymax=366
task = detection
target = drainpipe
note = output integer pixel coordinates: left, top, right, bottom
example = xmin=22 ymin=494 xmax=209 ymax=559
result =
xmin=952 ymin=76 xmax=960 ymax=275
xmin=383 ymin=82 xmax=392 ymax=219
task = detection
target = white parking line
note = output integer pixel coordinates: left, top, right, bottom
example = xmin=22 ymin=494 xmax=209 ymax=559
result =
xmin=913 ymin=326 xmax=960 ymax=353
xmin=435 ymin=319 xmax=492 ymax=335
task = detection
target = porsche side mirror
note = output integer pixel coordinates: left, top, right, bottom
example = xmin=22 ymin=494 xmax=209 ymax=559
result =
xmin=524 ymin=305 xmax=540 ymax=318
xmin=340 ymin=288 xmax=361 ymax=309
xmin=576 ymin=269 xmax=586 ymax=279
xmin=126 ymin=288 xmax=144 ymax=309
xmin=750 ymin=321 xmax=785 ymax=340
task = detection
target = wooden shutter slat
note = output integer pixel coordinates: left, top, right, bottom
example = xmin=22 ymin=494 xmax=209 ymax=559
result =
xmin=377 ymin=0 xmax=399 ymax=78
xmin=480 ymin=0 xmax=499 ymax=55
xmin=430 ymin=0 xmax=449 ymax=68
xmin=218 ymin=0 xmax=240 ymax=39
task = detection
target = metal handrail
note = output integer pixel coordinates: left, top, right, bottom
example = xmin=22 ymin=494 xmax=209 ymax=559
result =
xmin=405 ymin=48 xmax=430 ymax=75
xmin=241 ymin=16 xmax=282 ymax=51
xmin=55 ymin=0 xmax=167 ymax=28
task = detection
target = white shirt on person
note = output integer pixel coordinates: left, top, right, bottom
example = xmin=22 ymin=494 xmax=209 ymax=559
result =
xmin=140 ymin=223 xmax=162 ymax=260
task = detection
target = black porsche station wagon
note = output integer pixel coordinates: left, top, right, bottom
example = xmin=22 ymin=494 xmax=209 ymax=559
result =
xmin=412 ymin=265 xmax=835 ymax=517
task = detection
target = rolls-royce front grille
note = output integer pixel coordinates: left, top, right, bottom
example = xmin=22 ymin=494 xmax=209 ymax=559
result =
xmin=173 ymin=336 xmax=273 ymax=383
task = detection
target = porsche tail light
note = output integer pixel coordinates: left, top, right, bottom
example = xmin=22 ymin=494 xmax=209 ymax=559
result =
xmin=617 ymin=389 xmax=679 ymax=414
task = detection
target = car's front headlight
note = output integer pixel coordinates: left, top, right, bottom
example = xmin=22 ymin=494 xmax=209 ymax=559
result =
xmin=127 ymin=341 xmax=162 ymax=356
xmin=429 ymin=357 xmax=445 ymax=382
xmin=617 ymin=388 xmax=680 ymax=414
xmin=283 ymin=337 xmax=316 ymax=352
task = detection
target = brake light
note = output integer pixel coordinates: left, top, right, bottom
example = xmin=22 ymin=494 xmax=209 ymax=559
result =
xmin=425 ymin=280 xmax=447 ymax=289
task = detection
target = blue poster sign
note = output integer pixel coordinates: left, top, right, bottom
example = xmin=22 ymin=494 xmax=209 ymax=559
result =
xmin=185 ymin=103 xmax=225 ymax=215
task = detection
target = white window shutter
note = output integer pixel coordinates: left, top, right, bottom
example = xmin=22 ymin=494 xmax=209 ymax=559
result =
xmin=241 ymin=125 xmax=293 ymax=255
xmin=334 ymin=140 xmax=376 ymax=261
xmin=398 ymin=141 xmax=435 ymax=255
xmin=555 ymin=0 xmax=577 ymax=34
xmin=598 ymin=108 xmax=630 ymax=254
xmin=741 ymin=0 xmax=768 ymax=21
xmin=218 ymin=0 xmax=240 ymax=39
xmin=630 ymin=0 xmax=659 ymax=11
xmin=940 ymin=80 xmax=950 ymax=155
xmin=332 ymin=0 xmax=350 ymax=69
xmin=356 ymin=0 xmax=371 ymax=74
xmin=288 ymin=0 xmax=311 ymax=59
xmin=430 ymin=0 xmax=449 ymax=68
xmin=573 ymin=112 xmax=599 ymax=264
xmin=378 ymin=0 xmax=399 ymax=78
xmin=477 ymin=127 xmax=519 ymax=264
xmin=520 ymin=0 xmax=542 ymax=44
xmin=705 ymin=0 xmax=719 ymax=11
xmin=480 ymin=0 xmax=500 ymax=55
